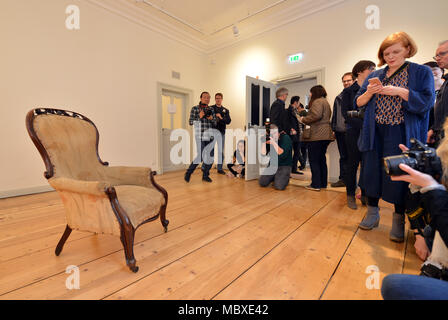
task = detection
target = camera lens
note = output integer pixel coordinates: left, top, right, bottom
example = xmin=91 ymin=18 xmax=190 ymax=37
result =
xmin=383 ymin=155 xmax=418 ymax=176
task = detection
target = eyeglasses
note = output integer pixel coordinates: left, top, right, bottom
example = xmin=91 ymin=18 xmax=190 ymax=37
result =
xmin=434 ymin=51 xmax=448 ymax=60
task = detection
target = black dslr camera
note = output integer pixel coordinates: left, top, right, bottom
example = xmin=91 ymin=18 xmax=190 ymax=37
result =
xmin=383 ymin=138 xmax=442 ymax=178
xmin=199 ymin=103 xmax=213 ymax=118
xmin=347 ymin=107 xmax=366 ymax=119
xmin=384 ymin=138 xmax=443 ymax=235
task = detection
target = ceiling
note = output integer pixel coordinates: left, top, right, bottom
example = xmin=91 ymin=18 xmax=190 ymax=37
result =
xmin=88 ymin=0 xmax=348 ymax=53
xmin=135 ymin=0 xmax=291 ymax=36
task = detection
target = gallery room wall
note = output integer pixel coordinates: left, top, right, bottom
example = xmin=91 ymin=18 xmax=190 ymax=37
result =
xmin=0 ymin=0 xmax=207 ymax=196
xmin=1 ymin=0 xmax=448 ymax=196
xmin=205 ymin=0 xmax=448 ymax=180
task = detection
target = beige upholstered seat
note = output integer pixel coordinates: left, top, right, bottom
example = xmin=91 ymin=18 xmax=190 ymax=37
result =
xmin=26 ymin=108 xmax=169 ymax=272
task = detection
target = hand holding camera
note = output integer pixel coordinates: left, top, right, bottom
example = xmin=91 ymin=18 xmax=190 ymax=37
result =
xmin=199 ymin=104 xmax=213 ymax=120
xmin=383 ymin=139 xmax=442 ymax=181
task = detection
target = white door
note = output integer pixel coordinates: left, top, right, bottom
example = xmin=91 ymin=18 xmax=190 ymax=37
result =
xmin=245 ymin=76 xmax=277 ymax=181
xmin=161 ymin=90 xmax=187 ymax=173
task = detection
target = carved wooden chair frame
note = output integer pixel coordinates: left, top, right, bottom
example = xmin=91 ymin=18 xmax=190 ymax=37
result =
xmin=26 ymin=108 xmax=169 ymax=272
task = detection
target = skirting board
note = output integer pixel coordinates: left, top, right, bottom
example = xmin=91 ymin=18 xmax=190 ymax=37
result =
xmin=0 ymin=185 xmax=55 ymax=199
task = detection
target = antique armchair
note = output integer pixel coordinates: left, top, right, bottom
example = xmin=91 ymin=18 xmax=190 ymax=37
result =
xmin=26 ymin=108 xmax=169 ymax=272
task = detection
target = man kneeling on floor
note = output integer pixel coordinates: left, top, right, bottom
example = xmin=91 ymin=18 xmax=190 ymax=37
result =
xmin=259 ymin=124 xmax=293 ymax=190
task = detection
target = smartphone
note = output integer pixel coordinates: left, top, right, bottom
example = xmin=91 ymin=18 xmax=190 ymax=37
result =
xmin=368 ymin=77 xmax=382 ymax=86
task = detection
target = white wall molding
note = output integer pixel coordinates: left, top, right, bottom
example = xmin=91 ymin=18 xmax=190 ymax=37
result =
xmin=85 ymin=0 xmax=348 ymax=55
xmin=85 ymin=0 xmax=209 ymax=53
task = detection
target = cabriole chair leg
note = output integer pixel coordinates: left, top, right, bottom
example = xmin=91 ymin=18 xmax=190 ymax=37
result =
xmin=55 ymin=225 xmax=72 ymax=256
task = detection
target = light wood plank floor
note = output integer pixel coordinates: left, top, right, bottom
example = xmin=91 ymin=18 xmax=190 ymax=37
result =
xmin=0 ymin=170 xmax=421 ymax=300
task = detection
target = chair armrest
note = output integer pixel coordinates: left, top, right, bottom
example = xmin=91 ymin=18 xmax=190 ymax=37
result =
xmin=104 ymin=166 xmax=153 ymax=188
xmin=48 ymin=177 xmax=110 ymax=196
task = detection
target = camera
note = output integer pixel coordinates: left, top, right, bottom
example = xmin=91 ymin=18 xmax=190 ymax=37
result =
xmin=383 ymin=138 xmax=442 ymax=178
xmin=384 ymin=139 xmax=442 ymax=239
xmin=199 ymin=104 xmax=213 ymax=118
xmin=265 ymin=118 xmax=271 ymax=142
xmin=347 ymin=107 xmax=366 ymax=119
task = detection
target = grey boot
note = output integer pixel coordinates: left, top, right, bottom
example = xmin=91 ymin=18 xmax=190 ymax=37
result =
xmin=347 ymin=195 xmax=358 ymax=210
xmin=359 ymin=206 xmax=380 ymax=230
xmin=390 ymin=212 xmax=405 ymax=243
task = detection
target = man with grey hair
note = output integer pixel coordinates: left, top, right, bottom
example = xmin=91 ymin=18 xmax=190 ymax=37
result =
xmin=428 ymin=40 xmax=448 ymax=146
xmin=269 ymin=87 xmax=289 ymax=133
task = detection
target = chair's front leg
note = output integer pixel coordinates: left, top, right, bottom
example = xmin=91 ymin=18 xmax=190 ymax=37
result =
xmin=106 ymin=187 xmax=139 ymax=273
xmin=119 ymin=225 xmax=138 ymax=273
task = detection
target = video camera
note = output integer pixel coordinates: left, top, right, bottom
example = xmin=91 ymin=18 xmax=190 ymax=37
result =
xmin=383 ymin=138 xmax=443 ymax=234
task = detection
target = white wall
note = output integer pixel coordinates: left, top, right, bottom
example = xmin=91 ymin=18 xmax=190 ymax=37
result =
xmin=206 ymin=0 xmax=448 ymax=180
xmin=0 ymin=0 xmax=207 ymax=196
xmin=1 ymin=0 xmax=448 ymax=196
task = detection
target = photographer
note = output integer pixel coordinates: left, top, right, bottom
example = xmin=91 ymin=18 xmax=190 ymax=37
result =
xmin=381 ymin=140 xmax=448 ymax=299
xmin=355 ymin=32 xmax=435 ymax=242
xmin=184 ymin=92 xmax=217 ymax=183
xmin=259 ymin=124 xmax=293 ymax=191
xmin=212 ymin=93 xmax=231 ymax=175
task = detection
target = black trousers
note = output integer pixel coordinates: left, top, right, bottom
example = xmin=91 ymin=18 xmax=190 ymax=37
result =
xmin=186 ymin=138 xmax=215 ymax=178
xmin=227 ymin=164 xmax=245 ymax=177
xmin=290 ymin=134 xmax=303 ymax=172
xmin=308 ymin=140 xmax=331 ymax=189
xmin=335 ymin=131 xmax=348 ymax=180
xmin=344 ymin=127 xmax=362 ymax=196
xmin=299 ymin=142 xmax=309 ymax=168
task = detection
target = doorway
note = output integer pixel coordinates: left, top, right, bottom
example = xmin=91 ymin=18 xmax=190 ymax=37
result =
xmin=157 ymin=83 xmax=194 ymax=174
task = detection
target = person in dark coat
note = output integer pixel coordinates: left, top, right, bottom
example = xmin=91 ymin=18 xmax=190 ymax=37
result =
xmin=285 ymin=96 xmax=304 ymax=174
xmin=269 ymin=87 xmax=289 ymax=134
xmin=342 ymin=60 xmax=376 ymax=210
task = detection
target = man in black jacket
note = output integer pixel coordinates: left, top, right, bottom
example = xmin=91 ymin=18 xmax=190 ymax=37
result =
xmin=428 ymin=40 xmax=448 ymax=147
xmin=330 ymin=72 xmax=354 ymax=188
xmin=269 ymin=87 xmax=289 ymax=134
xmin=285 ymin=96 xmax=304 ymax=174
xmin=212 ymin=93 xmax=231 ymax=174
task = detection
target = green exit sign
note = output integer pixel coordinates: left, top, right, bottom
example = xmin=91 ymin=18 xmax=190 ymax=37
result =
xmin=288 ymin=53 xmax=304 ymax=63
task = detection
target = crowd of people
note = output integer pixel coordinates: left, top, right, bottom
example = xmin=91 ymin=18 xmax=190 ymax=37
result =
xmin=184 ymin=31 xmax=448 ymax=299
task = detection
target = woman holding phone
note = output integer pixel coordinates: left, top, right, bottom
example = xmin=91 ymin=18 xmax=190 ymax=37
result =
xmin=355 ymin=32 xmax=435 ymax=242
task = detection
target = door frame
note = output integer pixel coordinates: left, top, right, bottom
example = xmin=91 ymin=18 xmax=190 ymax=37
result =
xmin=245 ymin=76 xmax=277 ymax=181
xmin=156 ymin=82 xmax=194 ymax=174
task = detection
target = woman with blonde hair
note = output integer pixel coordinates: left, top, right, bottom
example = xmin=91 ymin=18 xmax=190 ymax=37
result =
xmin=355 ymin=32 xmax=435 ymax=242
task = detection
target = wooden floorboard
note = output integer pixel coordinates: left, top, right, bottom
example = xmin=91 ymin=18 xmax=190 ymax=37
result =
xmin=0 ymin=171 xmax=421 ymax=300
xmin=321 ymin=205 xmax=407 ymax=300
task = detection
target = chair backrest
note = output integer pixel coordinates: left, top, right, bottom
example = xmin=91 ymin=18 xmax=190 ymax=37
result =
xmin=26 ymin=108 xmax=109 ymax=181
